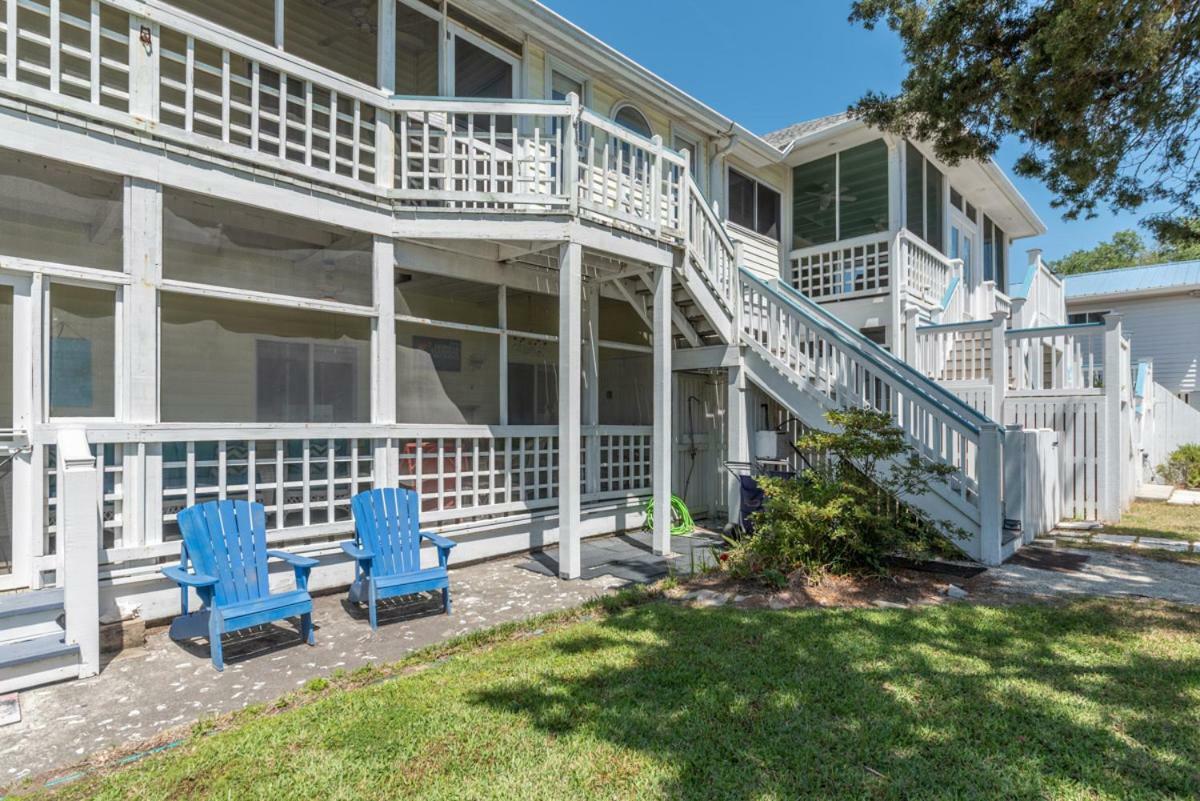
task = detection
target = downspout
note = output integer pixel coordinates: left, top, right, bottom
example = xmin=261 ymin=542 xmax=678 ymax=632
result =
xmin=709 ymin=125 xmax=738 ymax=215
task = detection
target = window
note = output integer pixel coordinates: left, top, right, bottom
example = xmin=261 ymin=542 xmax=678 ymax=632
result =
xmin=551 ymin=71 xmax=583 ymax=103
xmin=454 ymin=35 xmax=514 ymax=99
xmin=396 ymin=1 xmax=440 ymax=95
xmin=285 ymin=0 xmax=377 ymax=87
xmin=673 ymin=132 xmax=701 ymax=180
xmin=982 ymin=215 xmax=1007 ymax=288
xmin=164 ymin=189 xmax=373 ymax=306
xmin=49 ymin=284 xmax=116 ymax=418
xmin=0 ymin=149 xmax=123 ymax=271
xmin=256 ymin=341 xmax=359 ymax=423
xmin=1068 ymin=311 xmax=1108 ymax=325
xmin=160 ymin=293 xmax=370 ymax=423
xmin=905 ymin=142 xmax=945 ymax=253
xmin=729 ymin=169 xmax=781 ymax=240
xmin=613 ymin=104 xmax=652 ymax=138
xmin=599 ymin=348 xmax=652 ymax=425
xmin=860 ymin=326 xmax=888 ymax=347
xmin=793 ymin=140 xmax=888 ymax=248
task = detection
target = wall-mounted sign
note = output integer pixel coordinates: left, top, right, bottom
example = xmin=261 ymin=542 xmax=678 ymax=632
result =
xmin=413 ymin=335 xmax=461 ymax=372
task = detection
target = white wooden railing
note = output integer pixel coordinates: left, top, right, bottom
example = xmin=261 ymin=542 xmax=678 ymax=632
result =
xmin=1006 ymin=323 xmax=1105 ymax=392
xmin=686 ymin=174 xmax=737 ymax=309
xmin=914 ymin=319 xmax=997 ymax=383
xmin=1012 ymin=254 xmax=1066 ymax=329
xmin=0 ymin=0 xmax=690 ymax=240
xmin=740 ymin=271 xmax=1003 ymax=544
xmin=898 ymin=230 xmax=957 ymax=307
xmin=789 ymin=231 xmax=892 ymax=301
xmin=32 ymin=424 xmax=652 ymax=575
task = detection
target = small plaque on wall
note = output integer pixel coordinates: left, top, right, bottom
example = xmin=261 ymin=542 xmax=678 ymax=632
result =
xmin=413 ymin=335 xmax=462 ymax=372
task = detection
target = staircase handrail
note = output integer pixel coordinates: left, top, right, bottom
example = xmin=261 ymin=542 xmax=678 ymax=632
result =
xmin=684 ymin=173 xmax=738 ymax=308
xmin=749 ymin=271 xmax=994 ymax=434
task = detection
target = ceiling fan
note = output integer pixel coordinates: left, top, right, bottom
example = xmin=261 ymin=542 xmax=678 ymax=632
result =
xmin=799 ymin=182 xmax=857 ymax=210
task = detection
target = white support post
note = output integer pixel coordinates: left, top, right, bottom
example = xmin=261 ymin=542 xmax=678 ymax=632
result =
xmin=1101 ymin=313 xmax=1124 ymax=521
xmin=375 ymin=0 xmax=396 ymax=190
xmin=127 ymin=16 xmax=159 ymax=122
xmin=989 ymin=309 xmax=1008 ymax=420
xmin=557 ymin=242 xmax=583 ymax=579
xmin=373 ymin=236 xmax=397 ymax=488
xmin=652 ymin=264 xmax=673 ymax=557
xmin=59 ymin=429 xmax=100 ymax=679
xmin=977 ymin=422 xmax=1004 ymax=566
xmin=903 ymin=305 xmax=920 ymax=367
xmin=122 ymin=178 xmax=162 ymax=546
xmin=274 ymin=0 xmax=285 ymax=49
xmin=583 ymin=279 xmax=600 ymax=495
xmin=726 ymin=364 xmax=748 ymax=525
xmin=564 ymin=92 xmax=580 ymax=215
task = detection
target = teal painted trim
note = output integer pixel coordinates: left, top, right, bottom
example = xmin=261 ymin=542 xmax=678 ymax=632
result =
xmin=749 ymin=271 xmax=992 ymax=434
xmin=1008 ymin=322 xmax=1104 ymax=335
xmin=1135 ymin=361 xmax=1150 ymax=399
xmin=917 ymin=319 xmax=994 ymax=332
xmin=939 ymin=275 xmax=960 ymax=310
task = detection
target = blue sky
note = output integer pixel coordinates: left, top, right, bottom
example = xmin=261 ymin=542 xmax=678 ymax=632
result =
xmin=542 ymin=0 xmax=1155 ymax=265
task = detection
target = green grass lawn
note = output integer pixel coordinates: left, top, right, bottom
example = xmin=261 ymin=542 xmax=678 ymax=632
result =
xmin=32 ymin=597 xmax=1200 ymax=801
xmin=1101 ymin=500 xmax=1200 ymax=542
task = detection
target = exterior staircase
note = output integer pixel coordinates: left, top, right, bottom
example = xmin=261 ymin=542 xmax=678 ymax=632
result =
xmin=675 ymin=175 xmax=1011 ymax=564
xmin=0 ymin=589 xmax=78 ymax=694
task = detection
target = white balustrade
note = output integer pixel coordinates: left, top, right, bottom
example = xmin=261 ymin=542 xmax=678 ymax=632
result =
xmin=789 ymin=232 xmax=891 ymax=301
xmin=1006 ymin=324 xmax=1105 ymax=392
xmin=915 ymin=319 xmax=996 ymax=383
xmin=741 ymin=272 xmax=994 ymax=518
xmin=686 ymin=175 xmax=737 ymax=308
xmin=33 ymin=424 xmax=652 ymax=576
xmin=898 ymin=230 xmax=956 ymax=307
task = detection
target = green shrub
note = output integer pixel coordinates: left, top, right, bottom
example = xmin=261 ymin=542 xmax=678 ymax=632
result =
xmin=723 ymin=408 xmax=963 ymax=581
xmin=1158 ymin=444 xmax=1200 ymax=489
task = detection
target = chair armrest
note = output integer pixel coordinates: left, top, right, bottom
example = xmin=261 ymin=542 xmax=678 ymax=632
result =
xmin=162 ymin=565 xmax=218 ymax=588
xmin=267 ymin=550 xmax=319 ymax=570
xmin=340 ymin=541 xmax=375 ymax=562
xmin=420 ymin=531 xmax=457 ymax=551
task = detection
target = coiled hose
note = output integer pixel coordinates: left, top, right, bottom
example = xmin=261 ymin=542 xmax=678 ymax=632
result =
xmin=644 ymin=495 xmax=695 ymax=536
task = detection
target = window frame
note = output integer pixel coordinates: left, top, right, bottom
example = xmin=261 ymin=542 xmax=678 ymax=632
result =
xmin=254 ymin=337 xmax=361 ymax=424
xmin=610 ymin=101 xmax=654 ymax=139
xmin=793 ymin=139 xmax=890 ymax=249
xmin=727 ymin=167 xmax=782 ymax=242
xmin=904 ymin=142 xmax=946 ymax=254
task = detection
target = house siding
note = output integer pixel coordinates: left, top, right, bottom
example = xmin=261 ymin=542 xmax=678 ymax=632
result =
xmin=1068 ymin=294 xmax=1200 ymax=408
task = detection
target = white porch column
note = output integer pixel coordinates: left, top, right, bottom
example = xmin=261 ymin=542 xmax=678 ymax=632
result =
xmin=1101 ymin=313 xmax=1124 ymax=521
xmin=59 ymin=429 xmax=100 ymax=678
xmin=582 ymin=279 xmax=600 ymax=495
xmin=989 ymin=309 xmax=1008 ymax=420
xmin=127 ymin=16 xmax=159 ymax=122
xmin=373 ymin=236 xmax=397 ymax=488
xmin=374 ymin=0 xmax=396 ymax=189
xmin=652 ymin=265 xmax=673 ymax=556
xmin=557 ymin=242 xmax=583 ymax=579
xmin=122 ymin=178 xmax=163 ymax=546
xmin=725 ymin=364 xmax=748 ymax=526
xmin=976 ymin=421 xmax=1004 ymax=566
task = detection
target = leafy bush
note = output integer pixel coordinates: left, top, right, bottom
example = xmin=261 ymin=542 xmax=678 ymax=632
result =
xmin=723 ymin=408 xmax=962 ymax=581
xmin=1158 ymin=444 xmax=1200 ymax=489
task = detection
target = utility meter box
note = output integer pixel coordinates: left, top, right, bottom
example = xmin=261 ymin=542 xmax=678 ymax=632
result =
xmin=754 ymin=430 xmax=779 ymax=461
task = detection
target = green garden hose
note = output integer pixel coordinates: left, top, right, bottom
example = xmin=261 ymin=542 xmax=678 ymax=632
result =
xmin=644 ymin=495 xmax=696 ymax=536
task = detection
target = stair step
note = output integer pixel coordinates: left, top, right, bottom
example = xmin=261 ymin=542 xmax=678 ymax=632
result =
xmin=0 ymin=589 xmax=66 ymax=646
xmin=0 ymin=588 xmax=64 ymax=621
xmin=0 ymin=634 xmax=80 ymax=694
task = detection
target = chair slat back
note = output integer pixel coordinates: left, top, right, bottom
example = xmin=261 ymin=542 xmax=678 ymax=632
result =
xmin=351 ymin=488 xmax=421 ymax=577
xmin=177 ymin=500 xmax=270 ymax=606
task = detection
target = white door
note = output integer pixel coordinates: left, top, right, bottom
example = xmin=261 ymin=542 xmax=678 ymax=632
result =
xmin=0 ymin=272 xmax=33 ymax=590
xmin=949 ymin=207 xmax=978 ymax=291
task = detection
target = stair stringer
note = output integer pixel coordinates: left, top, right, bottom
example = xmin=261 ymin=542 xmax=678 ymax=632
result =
xmin=740 ymin=344 xmax=989 ymax=563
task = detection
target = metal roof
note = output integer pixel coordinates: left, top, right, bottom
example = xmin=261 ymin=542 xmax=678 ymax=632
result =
xmin=1063 ymin=260 xmax=1200 ymax=300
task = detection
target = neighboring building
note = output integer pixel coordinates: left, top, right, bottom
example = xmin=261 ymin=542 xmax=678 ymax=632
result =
xmin=0 ymin=0 xmax=1193 ymax=693
xmin=1064 ymin=262 xmax=1200 ymax=410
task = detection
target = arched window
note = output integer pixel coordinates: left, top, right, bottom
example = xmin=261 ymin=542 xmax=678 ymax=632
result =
xmin=613 ymin=104 xmax=652 ymax=138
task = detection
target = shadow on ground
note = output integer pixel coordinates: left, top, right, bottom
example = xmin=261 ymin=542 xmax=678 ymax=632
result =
xmin=467 ymin=600 xmax=1200 ymax=799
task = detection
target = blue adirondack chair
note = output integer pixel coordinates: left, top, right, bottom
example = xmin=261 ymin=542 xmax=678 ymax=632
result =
xmin=162 ymin=499 xmax=319 ymax=671
xmin=342 ymin=488 xmax=457 ymax=630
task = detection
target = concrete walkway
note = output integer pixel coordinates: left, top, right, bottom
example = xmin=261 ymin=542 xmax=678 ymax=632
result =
xmin=983 ymin=544 xmax=1200 ymax=605
xmin=2 ymin=533 xmax=717 ymax=788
